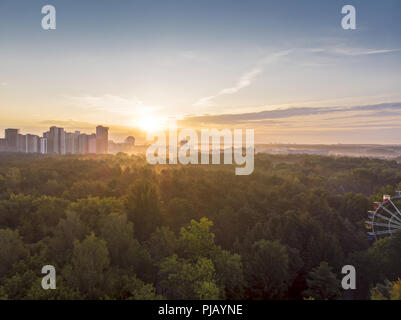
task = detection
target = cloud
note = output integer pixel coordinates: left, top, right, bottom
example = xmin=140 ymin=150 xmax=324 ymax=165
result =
xmin=193 ymin=67 xmax=262 ymax=107
xmin=329 ymin=47 xmax=401 ymax=57
xmin=183 ymin=102 xmax=401 ymax=125
xmin=193 ymin=50 xmax=291 ymax=107
xmin=192 ymin=44 xmax=400 ymax=108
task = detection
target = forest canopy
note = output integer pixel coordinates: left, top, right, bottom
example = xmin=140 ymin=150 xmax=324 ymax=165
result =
xmin=0 ymin=152 xmax=400 ymax=300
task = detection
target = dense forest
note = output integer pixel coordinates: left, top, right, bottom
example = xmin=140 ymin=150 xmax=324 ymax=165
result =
xmin=0 ymin=152 xmax=400 ymax=300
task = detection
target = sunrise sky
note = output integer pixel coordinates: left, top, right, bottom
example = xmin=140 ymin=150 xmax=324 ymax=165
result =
xmin=0 ymin=0 xmax=401 ymax=143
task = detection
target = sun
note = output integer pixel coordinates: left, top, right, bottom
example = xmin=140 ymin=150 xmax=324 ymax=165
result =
xmin=135 ymin=115 xmax=166 ymax=133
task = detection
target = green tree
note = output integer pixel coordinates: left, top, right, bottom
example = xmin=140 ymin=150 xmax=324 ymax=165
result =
xmin=147 ymin=226 xmax=178 ymax=260
xmin=63 ymin=233 xmax=110 ymax=298
xmin=195 ymin=281 xmax=220 ymax=300
xmin=5 ymin=167 xmax=22 ymax=193
xmin=69 ymin=197 xmax=124 ymax=232
xmin=126 ymin=180 xmax=161 ymax=241
xmin=99 ymin=213 xmax=154 ymax=281
xmin=158 ymin=255 xmax=221 ymax=299
xmin=303 ymin=261 xmax=341 ymax=300
xmin=0 ymin=229 xmax=27 ymax=279
xmin=49 ymin=211 xmax=88 ymax=265
xmin=98 ymin=213 xmax=136 ymax=268
xmin=20 ymin=196 xmax=69 ymax=243
xmin=212 ymin=248 xmax=245 ymax=299
xmin=179 ymin=218 xmax=215 ymax=260
xmin=165 ymin=198 xmax=195 ymax=232
xmin=105 ymin=272 xmax=163 ymax=300
xmin=25 ymin=277 xmax=82 ymax=300
xmin=0 ymin=194 xmax=35 ymax=229
xmin=243 ymin=239 xmax=301 ymax=299
xmin=371 ymin=278 xmax=401 ymax=300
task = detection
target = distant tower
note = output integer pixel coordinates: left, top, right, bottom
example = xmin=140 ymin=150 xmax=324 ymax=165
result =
xmin=96 ymin=126 xmax=109 ymax=154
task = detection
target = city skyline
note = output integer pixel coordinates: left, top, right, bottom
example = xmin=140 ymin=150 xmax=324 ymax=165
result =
xmin=0 ymin=125 xmax=111 ymax=154
xmin=0 ymin=1 xmax=401 ymax=144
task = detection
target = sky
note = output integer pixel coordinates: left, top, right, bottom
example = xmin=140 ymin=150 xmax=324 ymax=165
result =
xmin=0 ymin=0 xmax=400 ymax=143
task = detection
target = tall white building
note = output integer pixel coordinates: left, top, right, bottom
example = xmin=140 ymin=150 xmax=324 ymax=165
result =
xmin=26 ymin=134 xmax=39 ymax=153
xmin=17 ymin=134 xmax=27 ymax=153
xmin=78 ymin=134 xmax=88 ymax=154
xmin=88 ymin=133 xmax=97 ymax=154
xmin=40 ymin=137 xmax=48 ymax=154
xmin=48 ymin=127 xmax=66 ymax=154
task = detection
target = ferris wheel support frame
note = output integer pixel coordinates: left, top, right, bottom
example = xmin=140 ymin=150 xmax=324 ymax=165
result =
xmin=366 ymin=191 xmax=401 ymax=241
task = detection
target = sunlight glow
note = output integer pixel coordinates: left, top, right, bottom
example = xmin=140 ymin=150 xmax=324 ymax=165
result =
xmin=134 ymin=115 xmax=166 ymax=133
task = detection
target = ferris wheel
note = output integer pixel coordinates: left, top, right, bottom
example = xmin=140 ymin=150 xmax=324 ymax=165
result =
xmin=366 ymin=191 xmax=401 ymax=241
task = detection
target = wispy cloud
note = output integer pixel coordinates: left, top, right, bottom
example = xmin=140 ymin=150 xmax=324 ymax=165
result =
xmin=193 ymin=43 xmax=400 ymax=108
xmin=322 ymin=46 xmax=401 ymax=57
xmin=183 ymin=102 xmax=401 ymax=126
xmin=193 ymin=50 xmax=291 ymax=107
xmin=193 ymin=67 xmax=263 ymax=107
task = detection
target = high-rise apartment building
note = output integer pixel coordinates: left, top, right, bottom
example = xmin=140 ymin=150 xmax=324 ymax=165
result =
xmin=78 ymin=134 xmax=88 ymax=154
xmin=59 ymin=129 xmax=66 ymax=155
xmin=96 ymin=126 xmax=109 ymax=154
xmin=66 ymin=132 xmax=75 ymax=154
xmin=0 ymin=139 xmax=7 ymax=152
xmin=1 ymin=125 xmax=115 ymax=155
xmin=40 ymin=137 xmax=48 ymax=154
xmin=5 ymin=129 xmax=19 ymax=152
xmin=26 ymin=134 xmax=39 ymax=153
xmin=48 ymin=127 xmax=59 ymax=154
xmin=17 ymin=134 xmax=27 ymax=153
xmin=48 ymin=127 xmax=66 ymax=154
xmin=88 ymin=134 xmax=97 ymax=154
xmin=73 ymin=131 xmax=80 ymax=154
